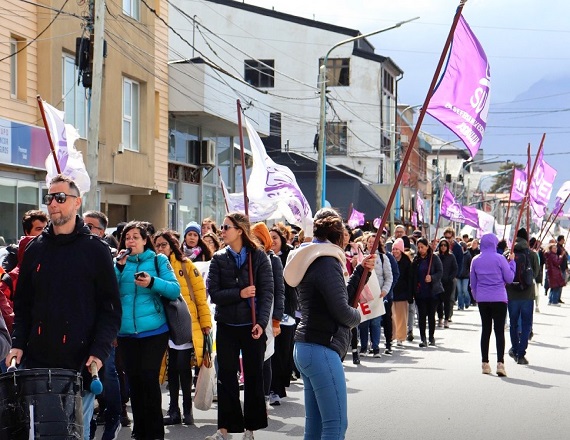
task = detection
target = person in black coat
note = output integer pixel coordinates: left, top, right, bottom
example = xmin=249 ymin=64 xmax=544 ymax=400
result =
xmin=391 ymin=238 xmax=413 ymax=346
xmin=206 ymin=212 xmax=274 ymax=440
xmin=436 ymin=239 xmax=458 ymax=328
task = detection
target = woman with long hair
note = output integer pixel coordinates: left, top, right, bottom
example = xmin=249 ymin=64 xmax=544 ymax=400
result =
xmin=205 ymin=213 xmax=274 ymax=440
xmin=203 ymin=231 xmax=221 ymax=255
xmin=115 ymin=221 xmax=180 ymax=440
xmin=391 ymin=238 xmax=413 ymax=346
xmin=436 ymin=238 xmax=458 ymax=328
xmin=153 ymin=229 xmax=212 ymax=426
xmin=411 ymin=238 xmax=444 ymax=348
xmin=181 ymin=221 xmax=212 ymax=262
xmin=284 ymin=208 xmax=375 ymax=439
xmin=470 ymin=233 xmax=515 ymax=376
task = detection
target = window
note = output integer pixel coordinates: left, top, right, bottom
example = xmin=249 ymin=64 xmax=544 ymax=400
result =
xmin=326 ymin=122 xmax=347 ymax=156
xmin=123 ymin=0 xmax=140 ymax=20
xmin=10 ymin=40 xmax=17 ymax=98
xmin=62 ymin=55 xmax=88 ymax=137
xmin=244 ymin=59 xmax=274 ymax=88
xmin=321 ymin=58 xmax=350 ymax=87
xmin=122 ymin=78 xmax=140 ymax=151
xmin=383 ymin=70 xmax=394 ymax=94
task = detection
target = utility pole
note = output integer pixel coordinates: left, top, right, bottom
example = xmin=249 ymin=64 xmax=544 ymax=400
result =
xmin=85 ymin=0 xmax=105 ymax=210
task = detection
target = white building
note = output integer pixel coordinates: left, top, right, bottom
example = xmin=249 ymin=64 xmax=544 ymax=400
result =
xmin=167 ymin=0 xmax=403 ymax=222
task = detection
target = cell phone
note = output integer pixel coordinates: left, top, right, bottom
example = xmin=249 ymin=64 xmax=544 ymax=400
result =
xmin=134 ymin=271 xmax=145 ymax=279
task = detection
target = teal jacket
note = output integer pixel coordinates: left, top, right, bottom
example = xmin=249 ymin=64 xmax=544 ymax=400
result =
xmin=115 ymin=249 xmax=180 ymax=335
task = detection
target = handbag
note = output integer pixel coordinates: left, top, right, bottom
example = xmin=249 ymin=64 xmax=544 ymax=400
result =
xmin=194 ymin=334 xmax=215 ymax=411
xmin=154 ymin=256 xmax=193 ymax=345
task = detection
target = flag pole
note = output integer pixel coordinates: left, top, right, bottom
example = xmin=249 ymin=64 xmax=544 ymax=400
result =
xmin=236 ymin=100 xmax=256 ymax=327
xmin=510 ymin=134 xmax=546 ymax=254
xmin=37 ymin=95 xmax=61 ymax=174
xmin=526 ymin=144 xmax=531 ymax=231
xmin=217 ymin=168 xmax=230 ymax=213
xmin=353 ymin=0 xmax=469 ymax=308
xmin=502 ymin=166 xmax=516 ymax=242
xmin=536 ymin=191 xmax=570 ymax=248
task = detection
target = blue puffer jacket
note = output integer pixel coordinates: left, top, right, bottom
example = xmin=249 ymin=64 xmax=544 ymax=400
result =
xmin=115 ymin=249 xmax=180 ymax=335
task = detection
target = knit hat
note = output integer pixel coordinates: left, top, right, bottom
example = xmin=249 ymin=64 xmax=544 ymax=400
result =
xmin=252 ymin=222 xmax=272 ymax=252
xmin=392 ymin=238 xmax=405 ymax=253
xmin=516 ymin=227 xmax=528 ymax=241
xmin=412 ymin=229 xmax=422 ymax=238
xmin=184 ymin=221 xmax=201 ymax=238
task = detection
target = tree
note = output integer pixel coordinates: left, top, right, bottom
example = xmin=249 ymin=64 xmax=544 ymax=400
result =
xmin=488 ymin=162 xmax=525 ymax=193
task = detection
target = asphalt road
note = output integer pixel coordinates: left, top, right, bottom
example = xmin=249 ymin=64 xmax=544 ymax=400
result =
xmin=105 ymin=287 xmax=570 ymax=440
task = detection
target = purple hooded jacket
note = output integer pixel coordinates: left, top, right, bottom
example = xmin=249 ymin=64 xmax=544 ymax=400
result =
xmin=470 ymin=233 xmax=516 ymax=303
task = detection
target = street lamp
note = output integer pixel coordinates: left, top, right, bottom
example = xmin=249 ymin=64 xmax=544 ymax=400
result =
xmin=316 ymin=17 xmax=419 ymax=210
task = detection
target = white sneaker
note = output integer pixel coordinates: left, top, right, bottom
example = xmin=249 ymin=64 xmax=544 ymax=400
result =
xmin=269 ymin=392 xmax=281 ymax=406
xmin=205 ymin=430 xmax=227 ymax=440
xmin=243 ymin=430 xmax=255 ymax=440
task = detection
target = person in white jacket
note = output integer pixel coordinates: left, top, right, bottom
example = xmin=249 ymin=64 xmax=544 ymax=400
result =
xmin=358 ymin=234 xmax=393 ymax=358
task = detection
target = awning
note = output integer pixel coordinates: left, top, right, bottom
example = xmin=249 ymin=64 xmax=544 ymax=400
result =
xmin=267 ymin=151 xmax=386 ymax=222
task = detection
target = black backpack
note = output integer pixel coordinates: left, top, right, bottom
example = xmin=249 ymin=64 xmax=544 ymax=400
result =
xmin=511 ymin=248 xmax=534 ymax=290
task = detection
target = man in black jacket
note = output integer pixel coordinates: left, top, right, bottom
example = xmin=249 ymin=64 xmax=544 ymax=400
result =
xmin=7 ymin=174 xmax=121 ymax=440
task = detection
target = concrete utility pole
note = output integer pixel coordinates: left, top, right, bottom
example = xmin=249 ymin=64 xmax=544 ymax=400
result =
xmin=316 ymin=17 xmax=419 ymax=211
xmin=85 ymin=0 xmax=105 ymax=210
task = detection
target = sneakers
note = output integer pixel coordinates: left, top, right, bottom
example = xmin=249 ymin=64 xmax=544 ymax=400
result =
xmin=243 ymin=431 xmax=255 ymax=440
xmin=437 ymin=319 xmax=443 ymax=328
xmin=443 ymin=320 xmax=449 ymax=328
xmin=120 ymin=407 xmax=131 ymax=427
xmin=508 ymin=348 xmax=517 ymax=362
xmin=482 ymin=362 xmax=491 ymax=374
xmin=163 ymin=406 xmax=181 ymax=425
xmin=205 ymin=430 xmax=227 ymax=440
xmin=419 ymin=339 xmax=427 ymax=348
xmin=359 ymin=348 xmax=368 ymax=357
xmin=101 ymin=420 xmax=121 ymax=440
xmin=496 ymin=362 xmax=507 ymax=377
xmin=396 ymin=341 xmax=404 ymax=347
xmin=372 ymin=349 xmax=381 ymax=358
xmin=269 ymin=392 xmax=281 ymax=406
xmin=352 ymin=350 xmax=360 ymax=365
xmin=517 ymin=356 xmax=529 ymax=365
xmin=535 ymin=306 xmax=540 ymax=313
xmin=406 ymin=331 xmax=414 ymax=342
xmin=384 ymin=348 xmax=393 ymax=355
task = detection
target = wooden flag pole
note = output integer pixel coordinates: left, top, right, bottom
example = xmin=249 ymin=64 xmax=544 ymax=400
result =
xmin=536 ymin=191 xmax=570 ymax=248
xmin=37 ymin=95 xmax=61 ymax=174
xmin=502 ymin=166 xmax=516 ymax=242
xmin=217 ymin=168 xmax=230 ymax=213
xmin=236 ymin=100 xmax=256 ymax=327
xmin=510 ymin=134 xmax=546 ymax=254
xmin=526 ymin=144 xmax=531 ymax=231
xmin=353 ymin=0 xmax=468 ymax=308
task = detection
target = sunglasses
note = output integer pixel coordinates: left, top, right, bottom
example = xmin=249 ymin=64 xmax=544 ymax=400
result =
xmin=155 ymin=242 xmax=169 ymax=249
xmin=44 ymin=192 xmax=78 ymax=205
xmin=440 ymin=244 xmax=448 ymax=248
xmin=86 ymin=223 xmax=104 ymax=232
xmin=220 ymin=224 xmax=238 ymax=231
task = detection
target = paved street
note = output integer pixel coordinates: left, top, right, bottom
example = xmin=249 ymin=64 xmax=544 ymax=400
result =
xmin=106 ymin=288 xmax=570 ymax=440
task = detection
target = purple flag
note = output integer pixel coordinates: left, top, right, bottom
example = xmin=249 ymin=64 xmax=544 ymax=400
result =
xmin=416 ymin=190 xmax=425 ymax=223
xmin=510 ymin=168 xmax=527 ymax=203
xmin=411 ymin=212 xmax=418 ymax=228
xmin=553 ymin=181 xmax=570 ymax=217
xmin=440 ymin=186 xmax=480 ymax=229
xmin=348 ymin=208 xmax=365 ymax=229
xmin=426 ymin=16 xmax=490 ymax=158
xmin=529 ymin=150 xmax=556 ymax=210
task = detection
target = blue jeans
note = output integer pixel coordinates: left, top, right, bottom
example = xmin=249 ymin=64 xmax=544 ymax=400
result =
xmin=102 ymin=346 xmax=122 ymax=436
xmin=82 ymin=390 xmax=96 ymax=440
xmin=358 ymin=316 xmax=381 ymax=351
xmin=457 ymin=279 xmax=470 ymax=309
xmin=549 ymin=287 xmax=562 ymax=304
xmin=294 ymin=342 xmax=348 ymax=440
xmin=507 ymin=299 xmax=534 ymax=358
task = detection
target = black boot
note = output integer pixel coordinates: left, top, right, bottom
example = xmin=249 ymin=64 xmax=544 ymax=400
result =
xmin=182 ymin=402 xmax=194 ymax=425
xmin=163 ymin=406 xmax=181 ymax=425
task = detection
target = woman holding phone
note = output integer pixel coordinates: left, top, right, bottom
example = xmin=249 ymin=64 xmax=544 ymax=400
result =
xmin=115 ymin=221 xmax=180 ymax=440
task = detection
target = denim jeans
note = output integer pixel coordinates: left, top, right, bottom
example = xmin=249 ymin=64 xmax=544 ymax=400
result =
xmin=102 ymin=346 xmax=122 ymax=436
xmin=457 ymin=278 xmax=470 ymax=309
xmin=549 ymin=287 xmax=562 ymax=304
xmin=507 ymin=299 xmax=534 ymax=358
xmin=82 ymin=390 xmax=96 ymax=440
xmin=294 ymin=342 xmax=348 ymax=440
xmin=358 ymin=316 xmax=381 ymax=351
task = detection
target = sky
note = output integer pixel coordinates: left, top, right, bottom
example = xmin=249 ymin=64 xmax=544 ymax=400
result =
xmin=241 ymin=0 xmax=570 ymax=208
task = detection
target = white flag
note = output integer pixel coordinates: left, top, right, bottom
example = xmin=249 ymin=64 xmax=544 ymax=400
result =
xmin=42 ymin=101 xmax=91 ymax=195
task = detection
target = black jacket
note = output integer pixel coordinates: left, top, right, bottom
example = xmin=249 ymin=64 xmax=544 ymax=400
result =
xmin=438 ymin=252 xmax=459 ymax=282
xmin=393 ymin=254 xmax=413 ymax=303
xmin=284 ymin=244 xmax=364 ymax=358
xmin=269 ymin=251 xmax=285 ymax=322
xmin=208 ymin=246 xmax=274 ymax=329
xmin=12 ymin=216 xmax=121 ymax=388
